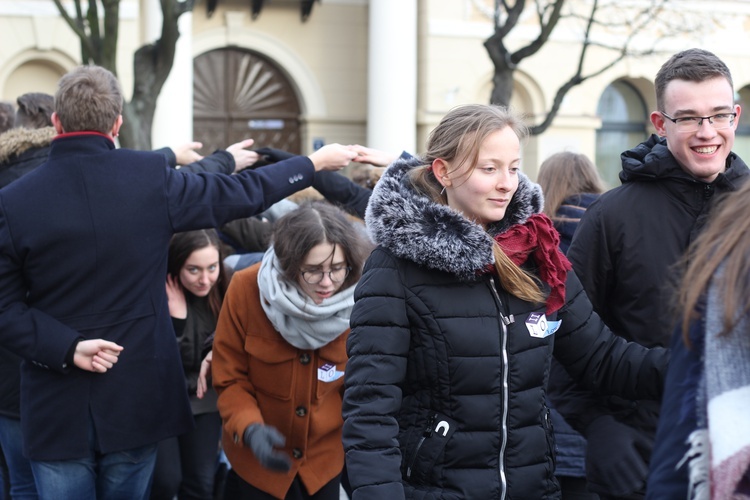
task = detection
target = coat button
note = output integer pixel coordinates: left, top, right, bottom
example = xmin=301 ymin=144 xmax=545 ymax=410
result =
xmin=299 ymin=353 xmax=311 ymax=365
xmin=295 ymin=406 xmax=307 ymax=417
xmin=292 ymin=448 xmax=303 ymax=459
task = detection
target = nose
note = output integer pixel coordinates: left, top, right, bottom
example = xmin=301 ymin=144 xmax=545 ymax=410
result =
xmin=495 ymin=170 xmax=513 ymax=191
xmin=198 ymin=271 xmax=209 ymax=285
xmin=695 ymin=117 xmax=717 ymax=138
xmin=318 ymin=272 xmax=333 ymax=285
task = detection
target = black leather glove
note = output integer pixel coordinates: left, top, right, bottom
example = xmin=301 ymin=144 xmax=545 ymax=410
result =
xmin=584 ymin=415 xmax=651 ymax=498
xmin=243 ymin=424 xmax=292 ymax=472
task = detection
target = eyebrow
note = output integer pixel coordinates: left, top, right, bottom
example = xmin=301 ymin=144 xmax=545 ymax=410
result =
xmin=477 ymin=157 xmax=521 ymax=164
xmin=671 ymin=105 xmax=734 ymax=116
xmin=186 ymin=261 xmax=219 ymax=269
xmin=302 ymin=260 xmax=347 ymax=270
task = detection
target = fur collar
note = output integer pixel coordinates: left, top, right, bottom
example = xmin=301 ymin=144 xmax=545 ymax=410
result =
xmin=365 ymin=155 xmax=544 ymax=281
xmin=0 ymin=127 xmax=55 ymax=163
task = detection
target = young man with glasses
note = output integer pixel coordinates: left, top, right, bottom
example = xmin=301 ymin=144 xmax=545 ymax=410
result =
xmin=549 ymin=49 xmax=749 ymax=499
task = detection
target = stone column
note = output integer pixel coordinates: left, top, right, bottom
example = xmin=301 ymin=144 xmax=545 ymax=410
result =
xmin=367 ymin=0 xmax=417 ymax=155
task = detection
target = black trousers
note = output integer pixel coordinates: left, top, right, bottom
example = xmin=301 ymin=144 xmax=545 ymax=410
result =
xmin=150 ymin=411 xmax=222 ymax=500
xmin=223 ymin=469 xmax=342 ymax=500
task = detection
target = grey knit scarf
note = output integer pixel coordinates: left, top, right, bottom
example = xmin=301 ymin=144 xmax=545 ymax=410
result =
xmin=257 ymin=248 xmax=354 ymax=350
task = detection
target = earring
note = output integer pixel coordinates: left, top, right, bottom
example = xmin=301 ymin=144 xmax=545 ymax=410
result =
xmin=440 ymin=185 xmax=446 ymax=195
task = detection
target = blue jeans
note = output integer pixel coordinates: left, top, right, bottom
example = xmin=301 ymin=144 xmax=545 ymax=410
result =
xmin=0 ymin=415 xmax=37 ymax=499
xmin=30 ymin=418 xmax=156 ymax=500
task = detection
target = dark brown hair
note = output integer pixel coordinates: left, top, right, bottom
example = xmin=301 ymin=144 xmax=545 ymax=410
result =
xmin=55 ymin=65 xmax=123 ymax=134
xmin=168 ymin=229 xmax=228 ymax=319
xmin=15 ymin=93 xmax=54 ymax=129
xmin=655 ymin=49 xmax=733 ymax=112
xmin=272 ymin=201 xmax=372 ymax=291
xmin=0 ymin=101 xmax=14 ymax=135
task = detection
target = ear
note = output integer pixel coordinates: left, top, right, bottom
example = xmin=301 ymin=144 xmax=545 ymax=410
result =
xmin=650 ymin=110 xmax=667 ymax=137
xmin=110 ymin=114 xmax=123 ymax=138
xmin=51 ymin=112 xmax=65 ymax=134
xmin=431 ymin=158 xmax=452 ymax=187
xmin=733 ymin=103 xmax=741 ymax=129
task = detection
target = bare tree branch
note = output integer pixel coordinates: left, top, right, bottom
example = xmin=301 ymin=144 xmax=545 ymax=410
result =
xmin=51 ymin=0 xmax=96 ymax=58
xmin=483 ymin=0 xmax=723 ymax=135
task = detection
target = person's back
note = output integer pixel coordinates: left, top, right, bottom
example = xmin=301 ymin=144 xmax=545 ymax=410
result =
xmin=0 ymin=64 xmax=356 ymax=499
xmin=564 ymin=49 xmax=749 ymax=499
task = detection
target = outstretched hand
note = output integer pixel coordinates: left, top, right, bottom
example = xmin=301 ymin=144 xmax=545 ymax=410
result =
xmin=349 ymin=144 xmax=399 ymax=167
xmin=171 ymin=141 xmax=204 ymax=166
xmin=308 ymin=144 xmax=358 ymax=172
xmin=197 ymin=350 xmax=213 ymax=399
xmin=74 ymin=339 xmax=123 ymax=373
xmin=226 ymin=139 xmax=260 ymax=172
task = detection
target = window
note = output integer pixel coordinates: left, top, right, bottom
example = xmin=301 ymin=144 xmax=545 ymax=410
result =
xmin=734 ymin=86 xmax=750 ymax=162
xmin=596 ymin=81 xmax=649 ymax=189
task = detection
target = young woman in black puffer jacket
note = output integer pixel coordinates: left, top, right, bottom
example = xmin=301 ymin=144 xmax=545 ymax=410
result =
xmin=342 ymin=104 xmax=666 ymax=499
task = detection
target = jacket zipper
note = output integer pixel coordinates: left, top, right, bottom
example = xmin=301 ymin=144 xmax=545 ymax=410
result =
xmin=406 ymin=413 xmax=437 ymax=479
xmin=489 ymin=277 xmax=511 ymax=500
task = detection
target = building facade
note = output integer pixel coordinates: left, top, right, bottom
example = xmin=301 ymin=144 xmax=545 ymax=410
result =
xmin=1 ymin=0 xmax=749 ymax=184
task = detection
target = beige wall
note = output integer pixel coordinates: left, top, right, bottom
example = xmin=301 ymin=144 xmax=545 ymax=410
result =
xmin=1 ymin=0 xmax=750 ymax=175
xmin=192 ymin=0 xmax=369 ymax=153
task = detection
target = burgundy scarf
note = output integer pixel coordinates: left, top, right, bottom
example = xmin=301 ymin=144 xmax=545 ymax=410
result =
xmin=493 ymin=213 xmax=571 ymax=315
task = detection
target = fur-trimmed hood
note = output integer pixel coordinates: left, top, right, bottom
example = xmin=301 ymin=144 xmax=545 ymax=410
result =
xmin=0 ymin=127 xmax=55 ymax=163
xmin=365 ymin=155 xmax=544 ymax=281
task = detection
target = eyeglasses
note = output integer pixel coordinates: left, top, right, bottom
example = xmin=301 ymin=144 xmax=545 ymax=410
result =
xmin=660 ymin=111 xmax=737 ymax=133
xmin=300 ymin=266 xmax=351 ymax=284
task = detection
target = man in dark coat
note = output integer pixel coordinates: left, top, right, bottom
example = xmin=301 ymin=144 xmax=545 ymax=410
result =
xmin=0 ymin=65 xmax=355 ymax=499
xmin=556 ymin=49 xmax=749 ymax=499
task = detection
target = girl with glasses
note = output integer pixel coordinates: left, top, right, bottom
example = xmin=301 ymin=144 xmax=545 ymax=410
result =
xmin=212 ymin=201 xmax=372 ymax=500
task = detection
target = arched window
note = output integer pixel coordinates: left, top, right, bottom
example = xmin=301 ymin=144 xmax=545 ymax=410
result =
xmin=596 ymin=81 xmax=649 ymax=189
xmin=734 ymin=86 xmax=750 ymax=161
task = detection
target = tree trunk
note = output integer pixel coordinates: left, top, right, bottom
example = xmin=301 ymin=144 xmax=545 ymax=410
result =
xmin=484 ymin=33 xmax=515 ymax=107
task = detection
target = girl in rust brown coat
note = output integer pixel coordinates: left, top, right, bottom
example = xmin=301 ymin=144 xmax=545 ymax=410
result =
xmin=212 ymin=201 xmax=372 ymax=500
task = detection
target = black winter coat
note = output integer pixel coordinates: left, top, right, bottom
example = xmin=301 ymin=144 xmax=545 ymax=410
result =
xmin=0 ymin=133 xmax=315 ymax=461
xmin=0 ymin=126 xmax=55 ymax=418
xmin=342 ymin=157 xmax=667 ymax=499
xmin=568 ymin=134 xmax=749 ymax=349
xmin=553 ymin=135 xmax=750 ymax=441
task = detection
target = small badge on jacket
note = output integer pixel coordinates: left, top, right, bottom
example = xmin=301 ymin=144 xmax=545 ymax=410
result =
xmin=317 ymin=363 xmax=345 ymax=382
xmin=525 ymin=312 xmax=561 ymax=338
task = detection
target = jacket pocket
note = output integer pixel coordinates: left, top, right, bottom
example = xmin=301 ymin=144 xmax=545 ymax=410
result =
xmin=244 ymin=335 xmax=297 ymax=400
xmin=402 ymin=412 xmax=457 ymax=486
xmin=314 ymin=335 xmax=348 ymax=401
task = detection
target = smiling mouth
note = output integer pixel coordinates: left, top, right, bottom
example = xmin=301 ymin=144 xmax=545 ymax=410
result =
xmin=693 ymin=146 xmax=718 ymax=154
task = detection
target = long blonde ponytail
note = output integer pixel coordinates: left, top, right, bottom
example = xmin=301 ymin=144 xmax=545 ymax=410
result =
xmin=492 ymin=242 xmax=546 ymax=304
